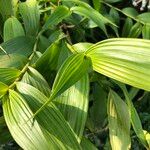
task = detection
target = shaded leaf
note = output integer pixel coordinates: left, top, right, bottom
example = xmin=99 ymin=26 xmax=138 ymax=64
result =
xmin=4 ymin=17 xmax=25 ymax=42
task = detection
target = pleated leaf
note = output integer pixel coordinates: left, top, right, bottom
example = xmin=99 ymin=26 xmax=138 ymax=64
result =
xmin=108 ymin=90 xmax=131 ymax=150
xmin=4 ymin=17 xmax=25 ymax=42
xmin=19 ymin=0 xmax=40 ymax=36
xmin=16 ymin=82 xmax=81 ymax=149
xmin=54 ymin=74 xmax=89 ymax=142
xmin=2 ymin=90 xmax=52 ymax=150
xmin=22 ymin=67 xmax=51 ymax=97
xmin=0 ymin=68 xmax=20 ymax=85
xmin=86 ymin=38 xmax=150 ymax=91
xmin=42 ymin=6 xmax=71 ymax=31
xmin=142 ymin=24 xmax=150 ymax=39
xmin=115 ymin=82 xmax=149 ymax=148
xmin=51 ymin=53 xmax=91 ymax=100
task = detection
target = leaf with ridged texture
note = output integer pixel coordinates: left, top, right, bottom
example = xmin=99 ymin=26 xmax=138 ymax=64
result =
xmin=42 ymin=6 xmax=71 ymax=31
xmin=0 ymin=68 xmax=20 ymax=85
xmin=0 ymin=0 xmax=18 ymax=21
xmin=0 ymin=54 xmax=28 ymax=69
xmin=22 ymin=67 xmax=51 ymax=97
xmin=51 ymin=53 xmax=91 ymax=100
xmin=80 ymin=137 xmax=98 ymax=150
xmin=19 ymin=0 xmax=40 ymax=36
xmin=142 ymin=24 xmax=150 ymax=40
xmin=0 ymin=82 xmax=8 ymax=97
xmin=54 ymin=74 xmax=89 ymax=142
xmin=33 ymin=53 xmax=91 ymax=118
xmin=86 ymin=38 xmax=150 ymax=91
xmin=108 ymin=90 xmax=131 ymax=150
xmin=115 ymin=82 xmax=149 ymax=149
xmin=16 ymin=82 xmax=81 ymax=149
xmin=2 ymin=90 xmax=53 ymax=150
xmin=4 ymin=17 xmax=25 ymax=42
xmin=0 ymin=36 xmax=34 ymax=57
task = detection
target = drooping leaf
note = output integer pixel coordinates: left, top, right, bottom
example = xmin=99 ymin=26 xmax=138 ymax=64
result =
xmin=86 ymin=38 xmax=150 ymax=91
xmin=19 ymin=0 xmax=40 ymax=36
xmin=0 ymin=68 xmax=20 ymax=85
xmin=16 ymin=82 xmax=81 ymax=149
xmin=4 ymin=17 xmax=25 ymax=42
xmin=22 ymin=67 xmax=51 ymax=97
xmin=54 ymin=74 xmax=89 ymax=142
xmin=42 ymin=6 xmax=71 ymax=31
xmin=108 ymin=90 xmax=131 ymax=150
xmin=137 ymin=12 xmax=150 ymax=24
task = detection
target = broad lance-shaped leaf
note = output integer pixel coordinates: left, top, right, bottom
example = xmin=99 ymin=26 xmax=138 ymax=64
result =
xmin=16 ymin=82 xmax=81 ymax=149
xmin=51 ymin=53 xmax=91 ymax=100
xmin=22 ymin=67 xmax=51 ymax=97
xmin=2 ymin=90 xmax=52 ymax=149
xmin=108 ymin=90 xmax=131 ymax=150
xmin=42 ymin=6 xmax=71 ymax=31
xmin=115 ymin=82 xmax=149 ymax=149
xmin=0 ymin=68 xmax=20 ymax=85
xmin=33 ymin=53 xmax=91 ymax=116
xmin=54 ymin=74 xmax=89 ymax=142
xmin=4 ymin=17 xmax=25 ymax=42
xmin=86 ymin=38 xmax=150 ymax=91
xmin=19 ymin=0 xmax=40 ymax=36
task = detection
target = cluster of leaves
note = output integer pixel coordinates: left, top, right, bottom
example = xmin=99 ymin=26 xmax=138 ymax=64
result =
xmin=0 ymin=0 xmax=150 ymax=149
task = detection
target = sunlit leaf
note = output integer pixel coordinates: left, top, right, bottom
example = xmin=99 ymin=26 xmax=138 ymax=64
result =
xmin=108 ymin=90 xmax=131 ymax=150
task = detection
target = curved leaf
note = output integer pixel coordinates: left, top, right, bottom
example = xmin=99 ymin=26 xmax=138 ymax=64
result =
xmin=86 ymin=38 xmax=150 ymax=91
xmin=4 ymin=17 xmax=25 ymax=42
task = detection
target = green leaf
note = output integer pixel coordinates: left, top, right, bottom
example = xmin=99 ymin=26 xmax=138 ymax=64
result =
xmin=4 ymin=17 xmax=25 ymax=42
xmin=137 ymin=12 xmax=150 ymax=24
xmin=108 ymin=90 xmax=131 ymax=150
xmin=122 ymin=7 xmax=138 ymax=17
xmin=122 ymin=18 xmax=133 ymax=37
xmin=0 ymin=36 xmax=34 ymax=57
xmin=35 ymin=40 xmax=62 ymax=74
xmin=80 ymin=137 xmax=98 ymax=150
xmin=0 ymin=0 xmax=18 ymax=21
xmin=54 ymin=74 xmax=89 ymax=142
xmin=128 ymin=22 xmax=142 ymax=38
xmin=19 ymin=0 xmax=40 ymax=36
xmin=142 ymin=24 xmax=150 ymax=39
xmin=42 ymin=6 xmax=71 ymax=31
xmin=0 ymin=68 xmax=20 ymax=85
xmin=16 ymin=82 xmax=81 ymax=149
xmin=114 ymin=82 xmax=149 ymax=149
xmin=2 ymin=90 xmax=52 ymax=149
xmin=0 ymin=82 xmax=8 ymax=97
xmin=86 ymin=38 xmax=150 ymax=91
xmin=22 ymin=67 xmax=51 ymax=97
xmin=51 ymin=53 xmax=91 ymax=99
